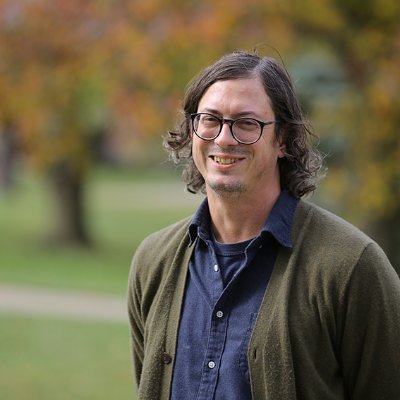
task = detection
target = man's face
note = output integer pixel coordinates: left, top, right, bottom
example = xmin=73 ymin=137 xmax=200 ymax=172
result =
xmin=192 ymin=76 xmax=284 ymax=198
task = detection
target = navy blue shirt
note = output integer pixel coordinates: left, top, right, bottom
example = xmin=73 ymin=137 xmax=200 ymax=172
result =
xmin=171 ymin=191 xmax=299 ymax=400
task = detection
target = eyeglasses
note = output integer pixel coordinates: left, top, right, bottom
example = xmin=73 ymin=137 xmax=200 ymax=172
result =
xmin=190 ymin=112 xmax=276 ymax=145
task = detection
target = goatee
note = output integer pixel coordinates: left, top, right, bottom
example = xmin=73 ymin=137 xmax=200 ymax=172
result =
xmin=209 ymin=181 xmax=245 ymax=196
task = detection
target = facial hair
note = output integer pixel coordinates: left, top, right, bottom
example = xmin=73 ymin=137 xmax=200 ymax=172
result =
xmin=209 ymin=181 xmax=245 ymax=194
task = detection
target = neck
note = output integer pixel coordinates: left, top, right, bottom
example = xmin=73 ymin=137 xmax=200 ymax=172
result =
xmin=207 ymin=186 xmax=281 ymax=244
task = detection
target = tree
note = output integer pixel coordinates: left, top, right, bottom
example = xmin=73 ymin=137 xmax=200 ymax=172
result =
xmin=1 ymin=0 xmax=398 ymax=264
xmin=0 ymin=0 xmax=291 ymax=245
xmin=0 ymin=0 xmax=112 ymax=244
xmin=280 ymin=0 xmax=400 ymax=266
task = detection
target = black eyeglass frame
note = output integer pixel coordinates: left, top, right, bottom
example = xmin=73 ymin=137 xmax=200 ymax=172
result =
xmin=190 ymin=113 xmax=277 ymax=145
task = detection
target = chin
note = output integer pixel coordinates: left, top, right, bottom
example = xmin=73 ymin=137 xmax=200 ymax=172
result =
xmin=209 ymin=180 xmax=245 ymax=194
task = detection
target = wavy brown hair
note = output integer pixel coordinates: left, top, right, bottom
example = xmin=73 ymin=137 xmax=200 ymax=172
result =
xmin=164 ymin=51 xmax=324 ymax=198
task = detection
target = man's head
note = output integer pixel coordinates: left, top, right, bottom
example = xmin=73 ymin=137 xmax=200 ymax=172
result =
xmin=165 ymin=50 xmax=324 ymax=198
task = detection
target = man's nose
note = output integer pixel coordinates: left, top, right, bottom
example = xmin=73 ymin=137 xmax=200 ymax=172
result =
xmin=214 ymin=122 xmax=238 ymax=146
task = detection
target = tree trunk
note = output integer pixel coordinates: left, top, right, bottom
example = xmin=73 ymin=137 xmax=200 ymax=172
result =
xmin=0 ymin=122 xmax=18 ymax=191
xmin=48 ymin=161 xmax=91 ymax=246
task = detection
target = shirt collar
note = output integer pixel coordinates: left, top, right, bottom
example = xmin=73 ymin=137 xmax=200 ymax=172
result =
xmin=188 ymin=198 xmax=211 ymax=246
xmin=188 ymin=191 xmax=299 ymax=248
xmin=260 ymin=190 xmax=299 ymax=248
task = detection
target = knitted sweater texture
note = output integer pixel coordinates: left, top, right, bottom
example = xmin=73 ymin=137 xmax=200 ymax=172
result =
xmin=128 ymin=200 xmax=400 ymax=400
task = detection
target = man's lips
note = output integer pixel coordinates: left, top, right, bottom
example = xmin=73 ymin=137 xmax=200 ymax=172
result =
xmin=208 ymin=147 xmax=249 ymax=165
xmin=212 ymin=156 xmax=240 ymax=165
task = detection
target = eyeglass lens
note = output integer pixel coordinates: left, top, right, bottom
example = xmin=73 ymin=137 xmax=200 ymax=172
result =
xmin=193 ymin=114 xmax=261 ymax=144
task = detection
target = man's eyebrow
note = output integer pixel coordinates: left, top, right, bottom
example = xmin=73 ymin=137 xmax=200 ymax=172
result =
xmin=199 ymin=107 xmax=221 ymax=115
xmin=199 ymin=107 xmax=260 ymax=118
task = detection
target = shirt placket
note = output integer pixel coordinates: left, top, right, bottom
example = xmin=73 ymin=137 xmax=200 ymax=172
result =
xmin=196 ymin=242 xmax=228 ymax=400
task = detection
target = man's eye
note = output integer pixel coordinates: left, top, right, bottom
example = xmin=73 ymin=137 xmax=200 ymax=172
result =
xmin=203 ymin=116 xmax=218 ymax=122
xmin=201 ymin=115 xmax=219 ymax=124
xmin=236 ymin=119 xmax=258 ymax=130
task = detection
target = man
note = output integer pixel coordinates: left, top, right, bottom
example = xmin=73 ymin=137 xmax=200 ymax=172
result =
xmin=128 ymin=51 xmax=400 ymax=400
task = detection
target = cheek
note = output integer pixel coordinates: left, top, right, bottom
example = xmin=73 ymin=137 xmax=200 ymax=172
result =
xmin=255 ymin=136 xmax=284 ymax=164
xmin=191 ymin=137 xmax=205 ymax=168
xmin=268 ymin=133 xmax=283 ymax=152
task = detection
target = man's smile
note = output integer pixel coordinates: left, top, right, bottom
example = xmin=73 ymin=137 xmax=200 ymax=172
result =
xmin=212 ymin=156 xmax=240 ymax=165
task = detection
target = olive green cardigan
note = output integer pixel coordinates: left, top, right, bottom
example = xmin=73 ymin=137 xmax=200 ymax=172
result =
xmin=128 ymin=200 xmax=400 ymax=400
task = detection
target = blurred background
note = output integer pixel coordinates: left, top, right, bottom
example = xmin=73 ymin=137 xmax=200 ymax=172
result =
xmin=0 ymin=0 xmax=399 ymax=398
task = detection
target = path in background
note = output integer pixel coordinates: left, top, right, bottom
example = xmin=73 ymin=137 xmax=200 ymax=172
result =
xmin=0 ymin=180 xmax=203 ymax=325
xmin=0 ymin=284 xmax=127 ymax=323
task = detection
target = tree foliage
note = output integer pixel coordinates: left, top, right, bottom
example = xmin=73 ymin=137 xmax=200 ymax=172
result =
xmin=0 ymin=0 xmax=399 ymax=262
xmin=284 ymin=0 xmax=400 ymax=219
xmin=282 ymin=0 xmax=400 ymax=264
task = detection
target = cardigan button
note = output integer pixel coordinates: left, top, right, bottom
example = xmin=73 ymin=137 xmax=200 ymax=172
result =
xmin=162 ymin=352 xmax=172 ymax=364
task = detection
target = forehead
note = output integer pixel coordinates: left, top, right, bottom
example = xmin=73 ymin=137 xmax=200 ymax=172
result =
xmin=198 ymin=77 xmax=272 ymax=115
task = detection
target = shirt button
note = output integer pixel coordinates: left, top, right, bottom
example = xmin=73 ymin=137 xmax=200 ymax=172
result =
xmin=208 ymin=361 xmax=216 ymax=369
xmin=216 ymin=310 xmax=224 ymax=318
xmin=213 ymin=264 xmax=219 ymax=272
xmin=162 ymin=352 xmax=172 ymax=364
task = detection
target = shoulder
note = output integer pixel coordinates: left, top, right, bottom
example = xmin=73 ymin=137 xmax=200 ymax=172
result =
xmin=129 ymin=216 xmax=192 ymax=288
xmin=135 ymin=216 xmax=192 ymax=256
xmin=293 ymin=200 xmax=394 ymax=274
xmin=294 ymin=200 xmax=371 ymax=251
xmin=295 ymin=200 xmax=370 ymax=243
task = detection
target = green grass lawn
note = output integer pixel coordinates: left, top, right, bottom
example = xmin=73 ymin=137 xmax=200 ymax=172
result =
xmin=0 ymin=165 xmax=202 ymax=400
xmin=0 ymin=166 xmax=201 ymax=294
xmin=0 ymin=315 xmax=135 ymax=400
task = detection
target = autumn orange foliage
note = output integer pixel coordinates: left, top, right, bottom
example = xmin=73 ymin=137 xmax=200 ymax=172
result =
xmin=0 ymin=0 xmax=399 ymax=262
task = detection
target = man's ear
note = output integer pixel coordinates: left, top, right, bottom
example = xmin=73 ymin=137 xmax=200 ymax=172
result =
xmin=275 ymin=127 xmax=286 ymax=158
xmin=278 ymin=141 xmax=286 ymax=158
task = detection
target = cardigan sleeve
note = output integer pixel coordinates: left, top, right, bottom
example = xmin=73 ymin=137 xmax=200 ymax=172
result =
xmin=339 ymin=242 xmax=400 ymax=399
xmin=127 ymin=243 xmax=146 ymax=387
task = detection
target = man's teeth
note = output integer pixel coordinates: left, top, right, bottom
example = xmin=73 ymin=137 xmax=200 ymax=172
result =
xmin=214 ymin=156 xmax=237 ymax=165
